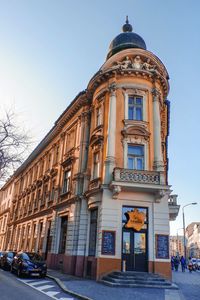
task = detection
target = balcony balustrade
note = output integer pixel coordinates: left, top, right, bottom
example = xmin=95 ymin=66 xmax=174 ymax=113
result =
xmin=168 ymin=195 xmax=180 ymax=221
xmin=113 ymin=168 xmax=161 ymax=185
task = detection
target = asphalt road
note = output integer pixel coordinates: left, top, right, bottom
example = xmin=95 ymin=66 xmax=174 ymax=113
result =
xmin=0 ymin=268 xmax=76 ymax=300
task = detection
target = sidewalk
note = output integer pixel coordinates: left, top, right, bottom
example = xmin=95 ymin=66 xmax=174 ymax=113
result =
xmin=47 ymin=269 xmax=183 ymax=300
xmin=172 ymin=268 xmax=200 ymax=300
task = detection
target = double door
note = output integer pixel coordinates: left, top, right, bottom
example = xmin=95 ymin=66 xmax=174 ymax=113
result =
xmin=122 ymin=229 xmax=147 ymax=272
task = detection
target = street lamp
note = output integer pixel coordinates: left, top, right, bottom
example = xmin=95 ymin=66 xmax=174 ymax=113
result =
xmin=182 ymin=202 xmax=197 ymax=259
xmin=176 ymin=227 xmax=183 ymax=256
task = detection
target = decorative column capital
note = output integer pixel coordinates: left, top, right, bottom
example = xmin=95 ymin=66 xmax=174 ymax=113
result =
xmin=152 ymin=88 xmax=160 ymax=101
xmin=108 ymin=83 xmax=117 ymax=96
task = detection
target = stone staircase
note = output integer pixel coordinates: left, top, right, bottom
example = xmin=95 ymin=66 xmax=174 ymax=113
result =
xmin=100 ymin=271 xmax=178 ymax=289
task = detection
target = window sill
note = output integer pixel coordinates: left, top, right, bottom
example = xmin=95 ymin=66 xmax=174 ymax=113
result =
xmin=60 ymin=191 xmax=70 ymax=198
xmin=123 ymin=119 xmax=148 ymax=127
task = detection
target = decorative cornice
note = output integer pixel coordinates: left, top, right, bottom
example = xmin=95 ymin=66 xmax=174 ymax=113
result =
xmin=88 ymin=51 xmax=169 ymax=98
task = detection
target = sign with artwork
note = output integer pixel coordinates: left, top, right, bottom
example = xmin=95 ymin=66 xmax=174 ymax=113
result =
xmin=156 ymin=234 xmax=169 ymax=259
xmin=101 ymin=230 xmax=115 ymax=255
xmin=125 ymin=208 xmax=145 ymax=231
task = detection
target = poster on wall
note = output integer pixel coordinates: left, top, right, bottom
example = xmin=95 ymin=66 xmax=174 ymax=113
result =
xmin=155 ymin=234 xmax=169 ymax=259
xmin=101 ymin=230 xmax=116 ymax=255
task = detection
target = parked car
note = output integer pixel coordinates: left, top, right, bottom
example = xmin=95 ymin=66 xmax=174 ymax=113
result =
xmin=11 ymin=252 xmax=47 ymax=278
xmin=191 ymin=258 xmax=197 ymax=271
xmin=0 ymin=251 xmax=5 ymax=267
xmin=0 ymin=251 xmax=16 ymax=270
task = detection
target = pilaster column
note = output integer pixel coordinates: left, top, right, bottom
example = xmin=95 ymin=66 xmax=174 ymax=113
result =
xmin=104 ymin=83 xmax=116 ymax=184
xmin=7 ymin=225 xmax=14 ymax=250
xmin=152 ymin=88 xmax=164 ymax=171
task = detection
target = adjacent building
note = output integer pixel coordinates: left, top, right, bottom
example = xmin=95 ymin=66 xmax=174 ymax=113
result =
xmin=0 ymin=19 xmax=179 ymax=280
xmin=186 ymin=222 xmax=200 ymax=258
xmin=170 ymin=235 xmax=184 ymax=257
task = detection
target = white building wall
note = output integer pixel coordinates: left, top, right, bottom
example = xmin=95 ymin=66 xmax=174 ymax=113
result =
xmin=97 ymin=189 xmax=170 ymax=263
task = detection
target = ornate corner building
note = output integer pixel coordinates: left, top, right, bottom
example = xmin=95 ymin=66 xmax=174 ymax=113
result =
xmin=0 ymin=19 xmax=180 ymax=280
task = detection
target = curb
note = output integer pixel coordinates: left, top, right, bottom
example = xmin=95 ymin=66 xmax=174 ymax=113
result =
xmin=47 ymin=274 xmax=93 ymax=300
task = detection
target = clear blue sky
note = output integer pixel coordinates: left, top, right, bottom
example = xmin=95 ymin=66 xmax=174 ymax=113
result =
xmin=0 ymin=1 xmax=200 ymax=235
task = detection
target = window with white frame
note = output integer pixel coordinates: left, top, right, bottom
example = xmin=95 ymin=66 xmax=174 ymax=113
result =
xmin=127 ymin=145 xmax=144 ymax=170
xmin=128 ymin=96 xmax=143 ymax=121
xmin=62 ymin=169 xmax=71 ymax=194
xmin=96 ymin=106 xmax=102 ymax=127
xmin=93 ymin=152 xmax=100 ymax=179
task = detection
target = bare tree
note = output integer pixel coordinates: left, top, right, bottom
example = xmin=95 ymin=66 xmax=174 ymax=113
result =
xmin=0 ymin=110 xmax=31 ymax=184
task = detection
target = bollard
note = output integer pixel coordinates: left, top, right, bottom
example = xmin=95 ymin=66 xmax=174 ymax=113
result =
xmin=122 ymin=260 xmax=126 ymax=272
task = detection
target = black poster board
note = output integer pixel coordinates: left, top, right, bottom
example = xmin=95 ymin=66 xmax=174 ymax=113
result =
xmin=101 ymin=230 xmax=115 ymax=255
xmin=156 ymin=234 xmax=169 ymax=259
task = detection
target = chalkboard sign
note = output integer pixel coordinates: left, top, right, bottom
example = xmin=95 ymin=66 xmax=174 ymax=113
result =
xmin=102 ymin=230 xmax=115 ymax=255
xmin=156 ymin=234 xmax=169 ymax=259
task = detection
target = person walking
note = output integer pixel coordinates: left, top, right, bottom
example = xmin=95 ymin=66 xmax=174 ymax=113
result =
xmin=174 ymin=256 xmax=180 ymax=271
xmin=188 ymin=257 xmax=193 ymax=273
xmin=171 ymin=256 xmax=175 ymax=270
xmin=180 ymin=256 xmax=186 ymax=272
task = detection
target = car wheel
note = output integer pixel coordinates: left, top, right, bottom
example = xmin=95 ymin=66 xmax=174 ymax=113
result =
xmin=17 ymin=268 xmax=22 ymax=278
xmin=40 ymin=274 xmax=46 ymax=278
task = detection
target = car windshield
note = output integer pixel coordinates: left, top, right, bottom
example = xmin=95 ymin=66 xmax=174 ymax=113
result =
xmin=23 ymin=253 xmax=44 ymax=262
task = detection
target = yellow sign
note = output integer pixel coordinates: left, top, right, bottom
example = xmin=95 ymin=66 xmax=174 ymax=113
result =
xmin=125 ymin=208 xmax=145 ymax=231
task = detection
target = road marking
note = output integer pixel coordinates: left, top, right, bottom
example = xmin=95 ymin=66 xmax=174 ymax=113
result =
xmin=165 ymin=289 xmax=182 ymax=300
xmin=59 ymin=298 xmax=75 ymax=300
xmin=18 ymin=278 xmax=74 ymax=300
xmin=45 ymin=291 xmax=60 ymax=297
xmin=28 ymin=280 xmax=51 ymax=286
xmin=36 ymin=284 xmax=55 ymax=291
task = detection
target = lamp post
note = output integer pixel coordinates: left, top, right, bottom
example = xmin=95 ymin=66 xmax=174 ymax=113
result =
xmin=176 ymin=227 xmax=183 ymax=256
xmin=182 ymin=202 xmax=197 ymax=259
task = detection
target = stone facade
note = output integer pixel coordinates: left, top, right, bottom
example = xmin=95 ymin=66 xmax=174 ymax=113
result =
xmin=170 ymin=235 xmax=184 ymax=257
xmin=0 ymin=20 xmax=179 ymax=280
xmin=186 ymin=223 xmax=200 ymax=258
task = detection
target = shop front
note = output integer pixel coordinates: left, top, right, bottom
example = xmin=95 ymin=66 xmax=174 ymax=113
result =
xmin=122 ymin=206 xmax=148 ymax=272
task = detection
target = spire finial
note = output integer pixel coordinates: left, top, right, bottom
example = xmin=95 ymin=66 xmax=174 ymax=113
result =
xmin=122 ymin=16 xmax=133 ymax=32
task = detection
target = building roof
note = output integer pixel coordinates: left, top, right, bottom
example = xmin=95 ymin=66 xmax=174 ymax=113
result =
xmin=107 ymin=17 xmax=146 ymax=60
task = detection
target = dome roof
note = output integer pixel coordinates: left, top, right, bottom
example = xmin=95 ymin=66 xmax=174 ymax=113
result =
xmin=107 ymin=17 xmax=147 ymax=60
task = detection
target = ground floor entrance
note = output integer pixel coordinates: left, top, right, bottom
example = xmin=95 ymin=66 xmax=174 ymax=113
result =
xmin=122 ymin=206 xmax=148 ymax=272
xmin=122 ymin=229 xmax=147 ymax=271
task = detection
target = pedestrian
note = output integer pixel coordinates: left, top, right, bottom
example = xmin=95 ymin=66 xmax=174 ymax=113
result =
xmin=188 ymin=257 xmax=193 ymax=273
xmin=180 ymin=256 xmax=186 ymax=272
xmin=174 ymin=256 xmax=180 ymax=271
xmin=171 ymin=256 xmax=174 ymax=270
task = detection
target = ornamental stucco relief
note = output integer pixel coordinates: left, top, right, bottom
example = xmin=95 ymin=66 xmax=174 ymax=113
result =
xmin=111 ymin=55 xmax=159 ymax=75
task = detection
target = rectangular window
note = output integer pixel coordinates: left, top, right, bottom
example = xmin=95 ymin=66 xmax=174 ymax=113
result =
xmin=59 ymin=216 xmax=68 ymax=254
xmin=51 ymin=180 xmax=56 ymax=201
xmin=88 ymin=209 xmax=98 ymax=256
xmin=54 ymin=144 xmax=59 ymax=164
xmin=128 ymin=96 xmax=143 ymax=121
xmin=128 ymin=145 xmax=144 ymax=170
xmin=93 ymin=152 xmax=100 ymax=179
xmin=96 ymin=107 xmax=102 ymax=127
xmin=47 ymin=153 xmax=52 ymax=170
xmin=62 ymin=170 xmax=71 ymax=194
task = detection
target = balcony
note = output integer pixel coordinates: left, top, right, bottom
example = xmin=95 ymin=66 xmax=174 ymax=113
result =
xmin=111 ymin=168 xmax=169 ymax=198
xmin=168 ymin=195 xmax=180 ymax=221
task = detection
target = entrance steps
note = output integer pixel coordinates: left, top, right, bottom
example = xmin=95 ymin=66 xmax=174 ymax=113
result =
xmin=100 ymin=271 xmax=178 ymax=289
